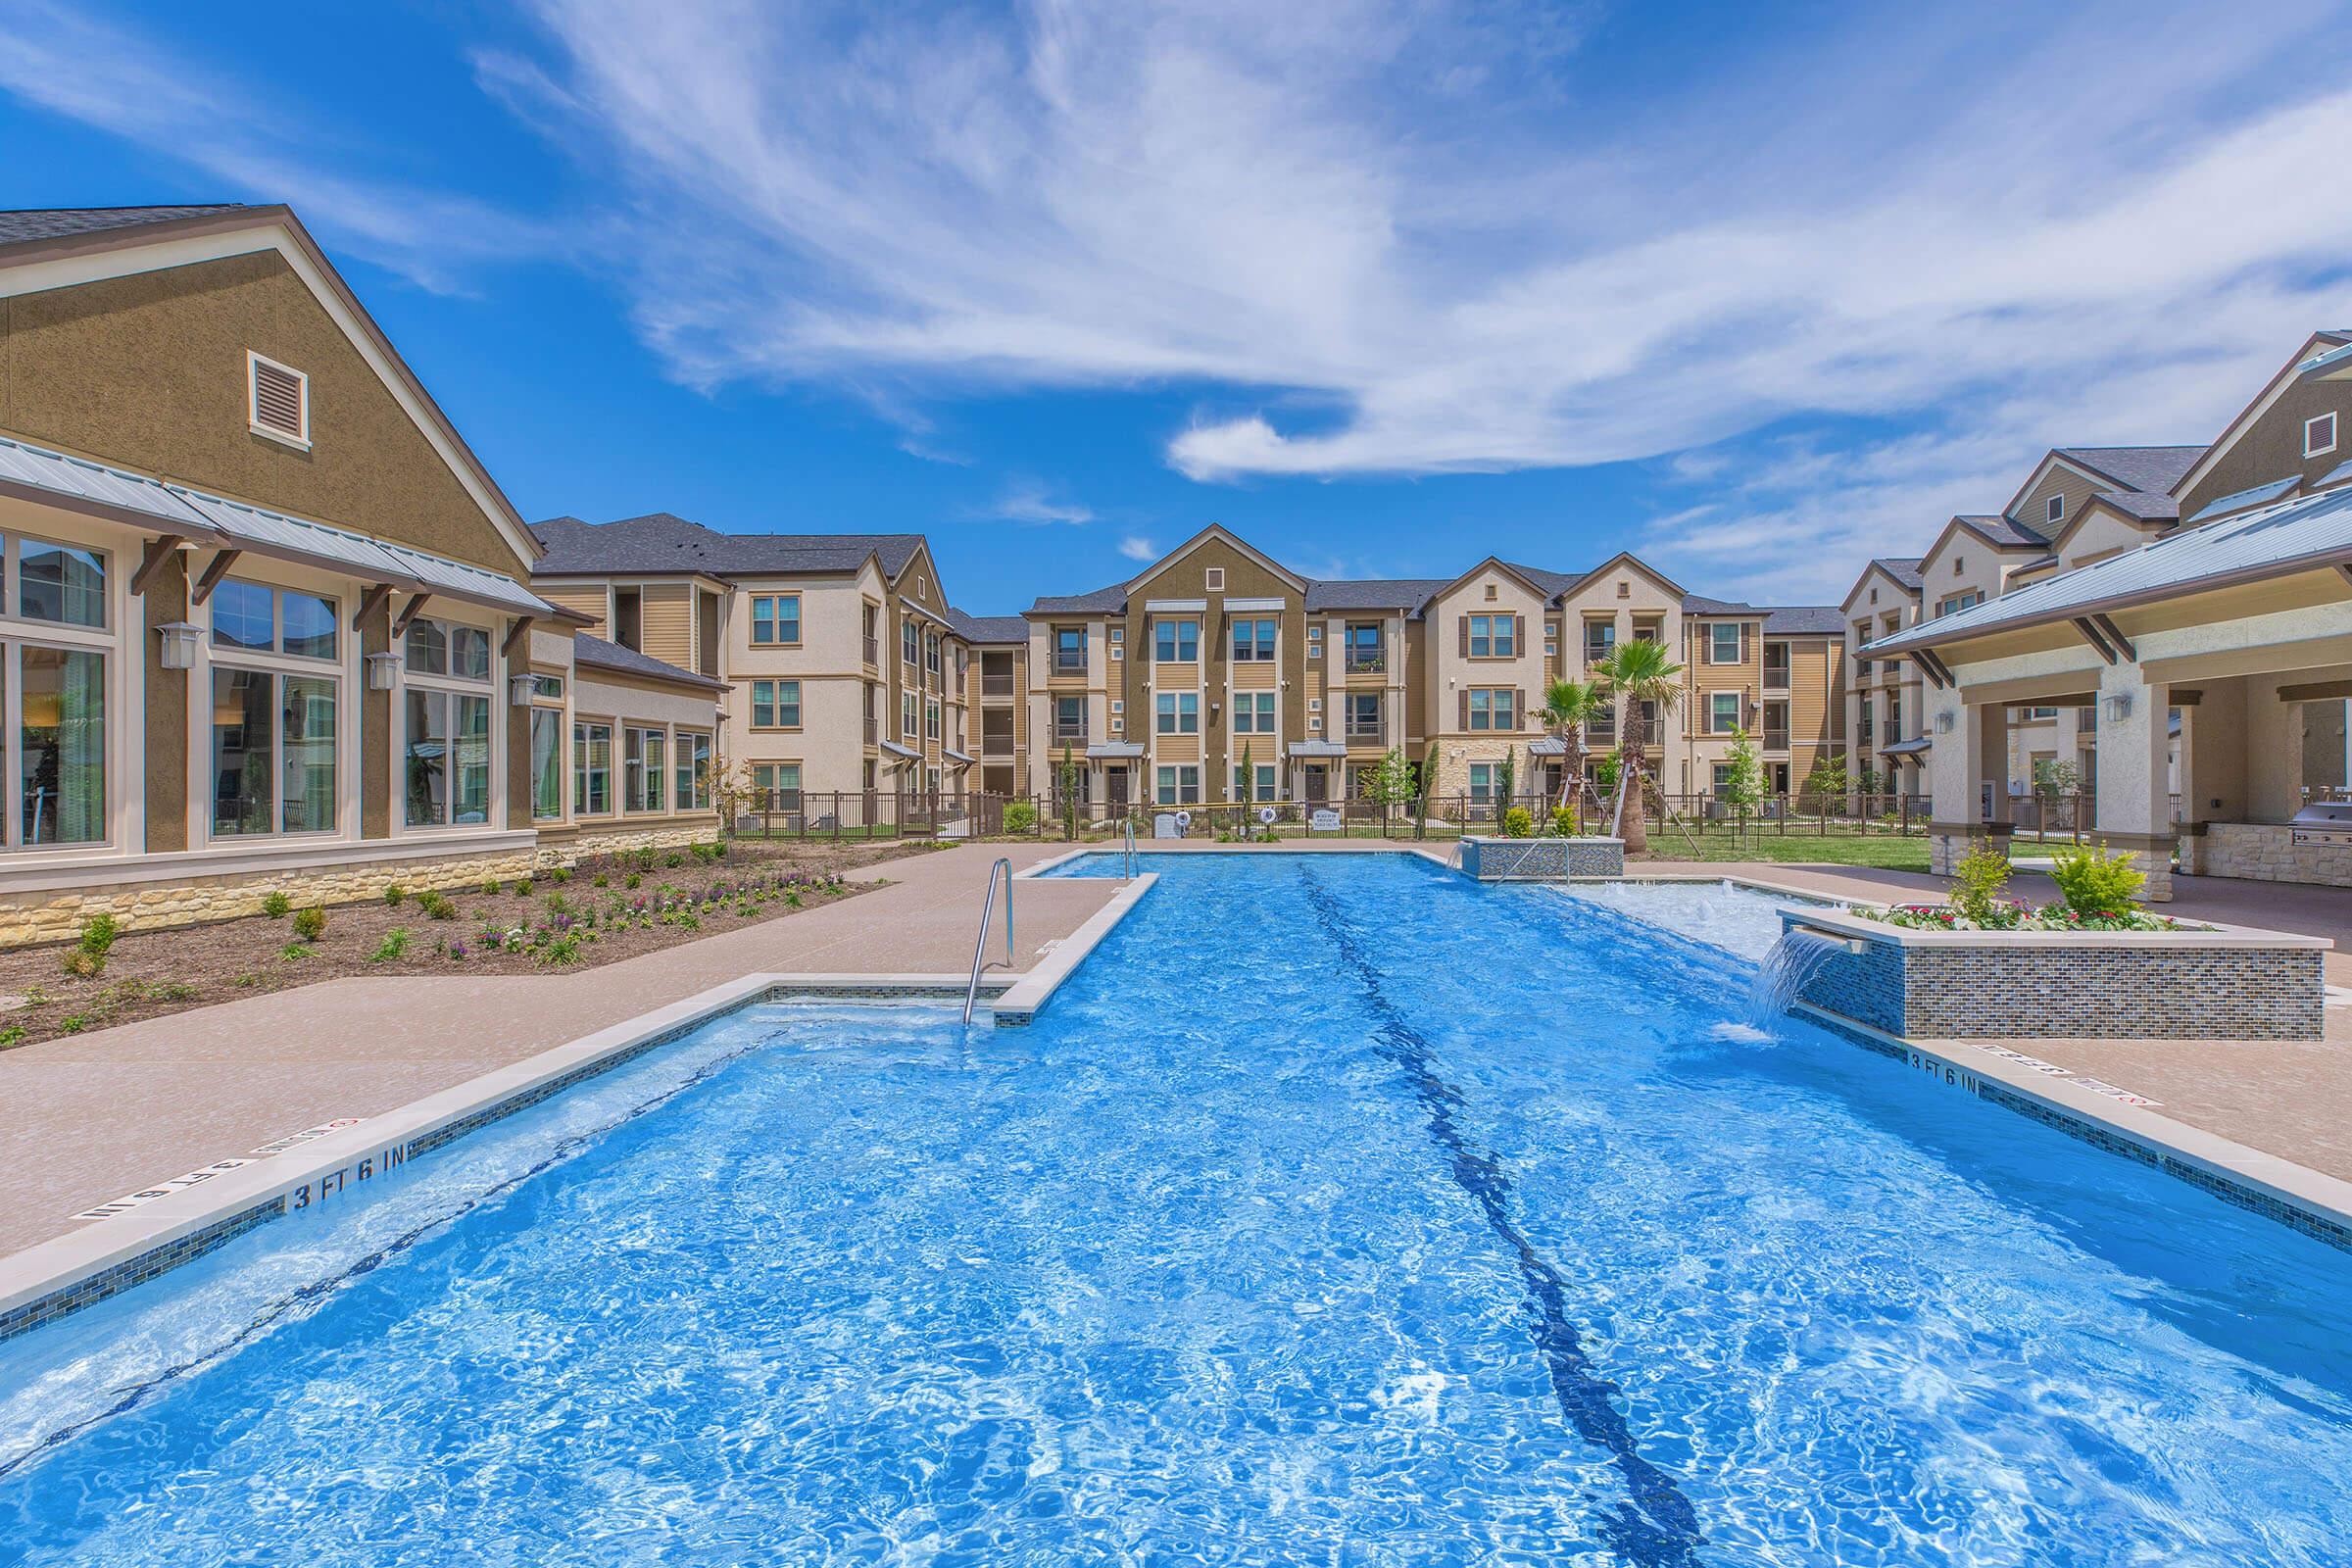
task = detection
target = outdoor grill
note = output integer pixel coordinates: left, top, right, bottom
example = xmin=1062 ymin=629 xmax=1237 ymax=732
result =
xmin=2287 ymin=800 xmax=2352 ymax=846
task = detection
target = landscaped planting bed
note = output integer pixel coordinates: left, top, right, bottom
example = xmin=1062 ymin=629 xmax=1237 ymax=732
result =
xmin=0 ymin=838 xmax=943 ymax=1050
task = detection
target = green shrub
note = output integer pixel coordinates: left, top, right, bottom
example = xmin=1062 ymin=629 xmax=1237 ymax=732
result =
xmin=512 ymin=878 xmax=534 ymax=897
xmin=625 ymin=872 xmax=642 ymax=890
xmin=417 ymin=890 xmax=458 ymax=920
xmin=279 ymin=942 xmax=312 ymax=962
xmin=78 ymin=912 xmax=121 ymax=961
xmin=664 ymin=852 xmax=685 ymax=868
xmin=550 ymin=866 xmax=573 ymax=884
xmin=60 ymin=948 xmax=101 ymax=979
xmin=1947 ymin=842 xmax=2013 ymax=925
xmin=593 ymin=872 xmax=610 ymax=888
xmin=1003 ymin=802 xmax=1039 ymax=833
xmin=479 ymin=878 xmax=503 ymax=897
xmin=291 ymin=906 xmax=327 ymax=942
xmin=1500 ymin=806 xmax=1533 ymax=838
xmin=0 ymin=1024 xmax=24 ymax=1049
xmin=1549 ymin=806 xmax=1577 ymax=837
xmin=2048 ymin=841 xmax=2147 ymax=915
xmin=691 ymin=843 xmax=721 ymax=864
xmin=368 ymin=928 xmax=413 ymax=963
xmin=262 ymin=892 xmax=292 ymax=919
xmin=384 ymin=884 xmax=407 ymax=906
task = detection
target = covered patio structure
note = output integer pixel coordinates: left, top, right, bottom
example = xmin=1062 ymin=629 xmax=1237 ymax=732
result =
xmin=1866 ymin=486 xmax=2352 ymax=899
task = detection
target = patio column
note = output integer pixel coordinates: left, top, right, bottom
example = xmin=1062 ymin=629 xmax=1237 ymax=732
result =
xmin=1926 ymin=697 xmax=2010 ymax=876
xmin=2091 ymin=668 xmax=2174 ymax=902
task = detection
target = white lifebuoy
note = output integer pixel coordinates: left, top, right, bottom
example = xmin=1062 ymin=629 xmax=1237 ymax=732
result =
xmin=1257 ymin=806 xmax=1277 ymax=825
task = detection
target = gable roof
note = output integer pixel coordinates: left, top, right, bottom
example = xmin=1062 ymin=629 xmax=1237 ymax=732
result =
xmin=530 ymin=514 xmax=927 ymax=579
xmin=1952 ymin=514 xmax=2048 ymax=549
xmin=1866 ymin=483 xmax=2352 ymax=657
xmin=0 ymin=202 xmax=543 ymax=569
xmin=1761 ymin=606 xmax=1844 ymax=635
xmin=2173 ymin=330 xmax=2352 ymax=502
xmin=1124 ymin=524 xmax=1307 ymax=597
xmin=1026 ymin=581 xmax=1129 ymax=615
xmin=945 ymin=609 xmax=1027 ymax=643
xmin=572 ymin=633 xmax=726 ymax=692
xmin=1873 ymin=556 xmax=1925 ymax=590
xmin=2084 ymin=489 xmax=2179 ymax=523
xmin=1683 ymin=594 xmax=1762 ymax=615
xmin=2051 ymin=446 xmax=2205 ymax=496
xmin=1304 ymin=577 xmax=1451 ymax=612
xmin=0 ymin=205 xmax=254 ymax=246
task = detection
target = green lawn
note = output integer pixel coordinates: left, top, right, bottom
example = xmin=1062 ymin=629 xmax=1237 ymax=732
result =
xmin=1637 ymin=824 xmax=1933 ymax=872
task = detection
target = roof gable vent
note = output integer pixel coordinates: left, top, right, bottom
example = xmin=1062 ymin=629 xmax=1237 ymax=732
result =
xmin=247 ymin=352 xmax=309 ymax=448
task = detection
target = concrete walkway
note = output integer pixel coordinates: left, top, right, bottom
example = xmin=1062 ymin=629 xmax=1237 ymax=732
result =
xmin=0 ymin=842 xmax=1120 ymax=1257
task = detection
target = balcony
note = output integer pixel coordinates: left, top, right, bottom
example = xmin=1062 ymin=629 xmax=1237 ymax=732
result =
xmin=1053 ymin=652 xmax=1087 ymax=676
xmin=1345 ymin=651 xmax=1386 ymax=675
xmin=1764 ymin=728 xmax=1789 ymax=752
xmin=981 ymin=673 xmax=1015 ymax=699
xmin=862 ymin=634 xmax=879 ymax=666
xmin=1345 ymin=723 xmax=1384 ymax=744
xmin=862 ymin=714 xmax=878 ymax=745
xmin=1762 ymin=660 xmax=1790 ymax=691
xmin=1051 ymin=724 xmax=1089 ymax=746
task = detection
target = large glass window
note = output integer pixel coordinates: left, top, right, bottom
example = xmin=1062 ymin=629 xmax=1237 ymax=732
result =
xmin=574 ymin=721 xmax=612 ymax=815
xmin=529 ymin=708 xmax=564 ymax=820
xmin=213 ymin=667 xmax=275 ymax=836
xmin=212 ymin=579 xmax=338 ymax=661
xmin=1467 ymin=614 xmax=1515 ymax=659
xmin=1155 ymin=765 xmax=1200 ymax=805
xmin=1709 ymin=623 xmax=1742 ymax=663
xmin=1234 ymin=691 xmax=1275 ymax=733
xmin=752 ymin=679 xmax=800 ymax=728
xmin=625 ymin=727 xmax=667 ymax=812
xmin=404 ymin=691 xmax=489 ymax=827
xmin=19 ymin=539 xmax=106 ymax=628
xmin=282 ymin=676 xmax=336 ymax=833
xmin=1468 ymin=688 xmax=1516 ymax=731
xmin=1154 ymin=619 xmax=1199 ymax=662
xmin=23 ymin=646 xmax=106 ymax=845
xmin=1231 ymin=618 xmax=1276 ymax=662
xmin=405 ymin=618 xmax=448 ymax=676
xmin=676 ymin=731 xmax=711 ymax=810
xmin=212 ymin=580 xmax=274 ymax=652
xmin=1709 ymin=691 xmax=1741 ymax=733
xmin=403 ymin=689 xmax=446 ymax=828
xmin=752 ymin=761 xmax=802 ymax=810
xmin=1156 ymin=692 xmax=1199 ymax=734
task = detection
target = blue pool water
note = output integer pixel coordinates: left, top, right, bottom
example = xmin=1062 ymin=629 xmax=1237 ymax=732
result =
xmin=2 ymin=852 xmax=2349 ymax=1565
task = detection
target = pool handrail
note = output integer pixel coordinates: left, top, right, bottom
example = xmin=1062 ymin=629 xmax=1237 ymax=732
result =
xmin=963 ymin=856 xmax=1015 ymax=1025
xmin=1122 ymin=816 xmax=1138 ymax=879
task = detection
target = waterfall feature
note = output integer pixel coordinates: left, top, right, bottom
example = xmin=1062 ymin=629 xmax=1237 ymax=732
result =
xmin=1748 ymin=926 xmax=1843 ymax=1025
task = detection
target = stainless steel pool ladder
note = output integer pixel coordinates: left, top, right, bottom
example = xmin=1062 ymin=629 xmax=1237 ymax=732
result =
xmin=1121 ymin=816 xmax=1138 ymax=879
xmin=963 ymin=856 xmax=1015 ymax=1025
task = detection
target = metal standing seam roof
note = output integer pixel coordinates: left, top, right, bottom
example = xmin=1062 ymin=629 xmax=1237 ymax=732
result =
xmin=1864 ymin=484 xmax=2352 ymax=657
xmin=0 ymin=435 xmax=556 ymax=615
xmin=2185 ymin=475 xmax=2300 ymax=525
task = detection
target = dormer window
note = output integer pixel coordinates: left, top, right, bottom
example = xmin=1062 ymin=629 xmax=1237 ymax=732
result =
xmin=247 ymin=352 xmax=310 ymax=448
xmin=2307 ymin=412 xmax=2338 ymax=459
xmin=2045 ymin=495 xmax=2064 ymax=525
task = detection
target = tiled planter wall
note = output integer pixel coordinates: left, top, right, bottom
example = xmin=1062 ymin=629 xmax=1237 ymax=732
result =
xmin=1780 ymin=909 xmax=2328 ymax=1042
xmin=1459 ymin=836 xmax=1625 ymax=880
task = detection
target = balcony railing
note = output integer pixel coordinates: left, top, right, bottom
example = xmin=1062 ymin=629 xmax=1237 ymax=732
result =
xmin=862 ymin=634 xmax=879 ymax=666
xmin=1051 ymin=724 xmax=1089 ymax=745
xmin=1764 ymin=728 xmax=1789 ymax=751
xmin=862 ymin=715 xmax=878 ymax=745
xmin=1053 ymin=652 xmax=1087 ymax=675
xmin=982 ymin=735 xmax=1014 ymax=759
xmin=1345 ymin=651 xmax=1386 ymax=674
xmin=1345 ymin=724 xmax=1384 ymax=744
xmin=1763 ymin=661 xmax=1790 ymax=689
xmin=981 ymin=674 xmax=1015 ymax=698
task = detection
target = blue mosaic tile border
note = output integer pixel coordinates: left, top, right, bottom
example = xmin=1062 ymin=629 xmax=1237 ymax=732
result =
xmin=1799 ymin=1009 xmax=2352 ymax=1252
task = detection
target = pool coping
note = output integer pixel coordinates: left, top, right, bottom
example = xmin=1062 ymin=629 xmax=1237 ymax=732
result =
xmin=0 ymin=875 xmax=1160 ymax=1343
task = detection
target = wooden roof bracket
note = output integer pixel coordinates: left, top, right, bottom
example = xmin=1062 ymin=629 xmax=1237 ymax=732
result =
xmin=189 ymin=548 xmax=243 ymax=608
xmin=129 ymin=534 xmax=185 ymax=597
xmin=2089 ymin=612 xmax=2137 ymax=662
xmin=2071 ymin=617 xmax=2117 ymax=663
xmin=391 ymin=592 xmax=433 ymax=638
xmin=351 ymin=582 xmax=395 ymax=632
xmin=501 ymin=614 xmax=535 ymax=660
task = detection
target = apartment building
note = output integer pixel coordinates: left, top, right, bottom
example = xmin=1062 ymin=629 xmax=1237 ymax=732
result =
xmin=0 ymin=204 xmax=719 ymax=946
xmin=528 ymin=516 xmax=980 ymax=811
xmin=1840 ymin=558 xmax=1926 ymax=801
xmin=1015 ymin=527 xmax=1844 ymax=811
xmin=952 ymin=612 xmax=1029 ymax=796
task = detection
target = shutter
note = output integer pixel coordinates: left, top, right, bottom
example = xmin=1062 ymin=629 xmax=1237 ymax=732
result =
xmin=1513 ymin=613 xmax=1525 ymax=657
xmin=1458 ymin=617 xmax=1469 ymax=658
xmin=1458 ymin=689 xmax=1469 ymax=730
xmin=1516 ymin=688 xmax=1528 ymax=731
xmin=1741 ymin=623 xmax=1752 ymax=665
xmin=251 ymin=358 xmax=305 ymax=440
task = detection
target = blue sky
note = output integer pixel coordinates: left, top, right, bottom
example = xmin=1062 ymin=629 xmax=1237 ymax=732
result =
xmin=5 ymin=1 xmax=2352 ymax=613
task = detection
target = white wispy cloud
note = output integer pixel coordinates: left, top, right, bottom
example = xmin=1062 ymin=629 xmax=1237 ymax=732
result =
xmin=1117 ymin=534 xmax=1158 ymax=562
xmin=481 ymin=0 xmax=2352 ymax=592
xmin=983 ymin=480 xmax=1097 ymax=525
xmin=0 ymin=1 xmax=550 ymax=292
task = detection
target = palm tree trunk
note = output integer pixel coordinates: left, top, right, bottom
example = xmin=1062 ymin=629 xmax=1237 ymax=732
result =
xmin=1617 ymin=716 xmax=1650 ymax=854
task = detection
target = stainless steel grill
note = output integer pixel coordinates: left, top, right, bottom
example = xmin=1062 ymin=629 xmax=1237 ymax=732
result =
xmin=2288 ymin=800 xmax=2352 ymax=845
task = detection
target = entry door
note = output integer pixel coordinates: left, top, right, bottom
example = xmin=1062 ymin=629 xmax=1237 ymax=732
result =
xmin=1107 ymin=766 xmax=1129 ymax=808
xmin=1304 ymin=765 xmax=1328 ymax=804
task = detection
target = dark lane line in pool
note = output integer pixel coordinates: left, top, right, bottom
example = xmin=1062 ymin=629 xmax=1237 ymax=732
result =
xmin=1294 ymin=864 xmax=1705 ymax=1568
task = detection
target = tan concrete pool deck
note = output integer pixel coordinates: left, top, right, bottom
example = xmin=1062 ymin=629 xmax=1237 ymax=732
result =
xmin=0 ymin=838 xmax=2345 ymax=1288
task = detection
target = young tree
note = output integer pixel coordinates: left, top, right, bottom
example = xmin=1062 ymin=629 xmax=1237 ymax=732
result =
xmin=1493 ymin=748 xmax=1516 ymax=826
xmin=1537 ymin=678 xmax=1602 ymax=824
xmin=2032 ymin=757 xmax=2081 ymax=830
xmin=1413 ymin=740 xmax=1440 ymax=840
xmin=1366 ymin=745 xmax=1416 ymax=833
xmin=1720 ymin=725 xmax=1764 ymax=840
xmin=1799 ymin=752 xmax=1849 ymax=815
xmin=1592 ymin=640 xmax=1685 ymax=854
xmin=1057 ymin=744 xmax=1081 ymax=842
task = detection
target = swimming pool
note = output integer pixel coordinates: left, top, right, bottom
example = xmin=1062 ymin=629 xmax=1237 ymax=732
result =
xmin=1 ymin=852 xmax=2346 ymax=1564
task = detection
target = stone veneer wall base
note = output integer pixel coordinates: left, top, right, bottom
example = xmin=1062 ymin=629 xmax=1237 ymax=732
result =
xmin=1457 ymin=836 xmax=1625 ymax=880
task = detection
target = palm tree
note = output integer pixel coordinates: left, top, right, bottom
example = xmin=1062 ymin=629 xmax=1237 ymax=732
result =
xmin=1538 ymin=677 xmax=1602 ymax=825
xmin=1592 ymin=639 xmax=1684 ymax=854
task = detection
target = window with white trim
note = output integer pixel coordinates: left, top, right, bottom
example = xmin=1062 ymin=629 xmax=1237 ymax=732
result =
xmin=675 ymin=731 xmax=711 ymax=810
xmin=528 ymin=705 xmax=564 ymax=820
xmin=5 ymin=534 xmax=114 ymax=848
xmin=1709 ymin=691 xmax=1741 ymax=733
xmin=573 ymin=721 xmax=612 ymax=814
xmin=1233 ymin=691 xmax=1275 ymax=733
xmin=623 ymin=726 xmax=667 ymax=812
xmin=209 ymin=578 xmax=340 ymax=837
xmin=2045 ymin=494 xmax=2065 ymax=525
xmin=1707 ymin=622 xmax=1740 ymax=663
xmin=403 ymin=616 xmax=493 ymax=829
xmin=1156 ymin=692 xmax=1199 ymax=734
xmin=1155 ymin=764 xmax=1200 ymax=805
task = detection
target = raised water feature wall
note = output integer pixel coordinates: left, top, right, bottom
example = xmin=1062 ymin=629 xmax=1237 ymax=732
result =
xmin=1777 ymin=907 xmax=2329 ymax=1042
xmin=1458 ymin=836 xmax=1624 ymax=880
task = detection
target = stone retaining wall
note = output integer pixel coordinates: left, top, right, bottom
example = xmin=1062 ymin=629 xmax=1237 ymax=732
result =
xmin=2180 ymin=823 xmax=2352 ymax=889
xmin=0 ymin=823 xmax=716 ymax=949
xmin=1458 ymin=836 xmax=1625 ymax=880
xmin=1782 ymin=909 xmax=2327 ymax=1041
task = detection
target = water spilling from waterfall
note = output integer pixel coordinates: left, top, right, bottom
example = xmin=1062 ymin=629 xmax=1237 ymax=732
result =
xmin=1747 ymin=926 xmax=1843 ymax=1026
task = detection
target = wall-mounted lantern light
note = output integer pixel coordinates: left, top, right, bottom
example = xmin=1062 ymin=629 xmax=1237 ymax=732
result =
xmin=154 ymin=621 xmax=201 ymax=670
xmin=366 ymin=652 xmax=403 ymax=691
xmin=510 ymin=672 xmax=539 ymax=707
xmin=1935 ymin=710 xmax=1955 ymax=734
xmin=2104 ymin=693 xmax=2133 ymax=722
